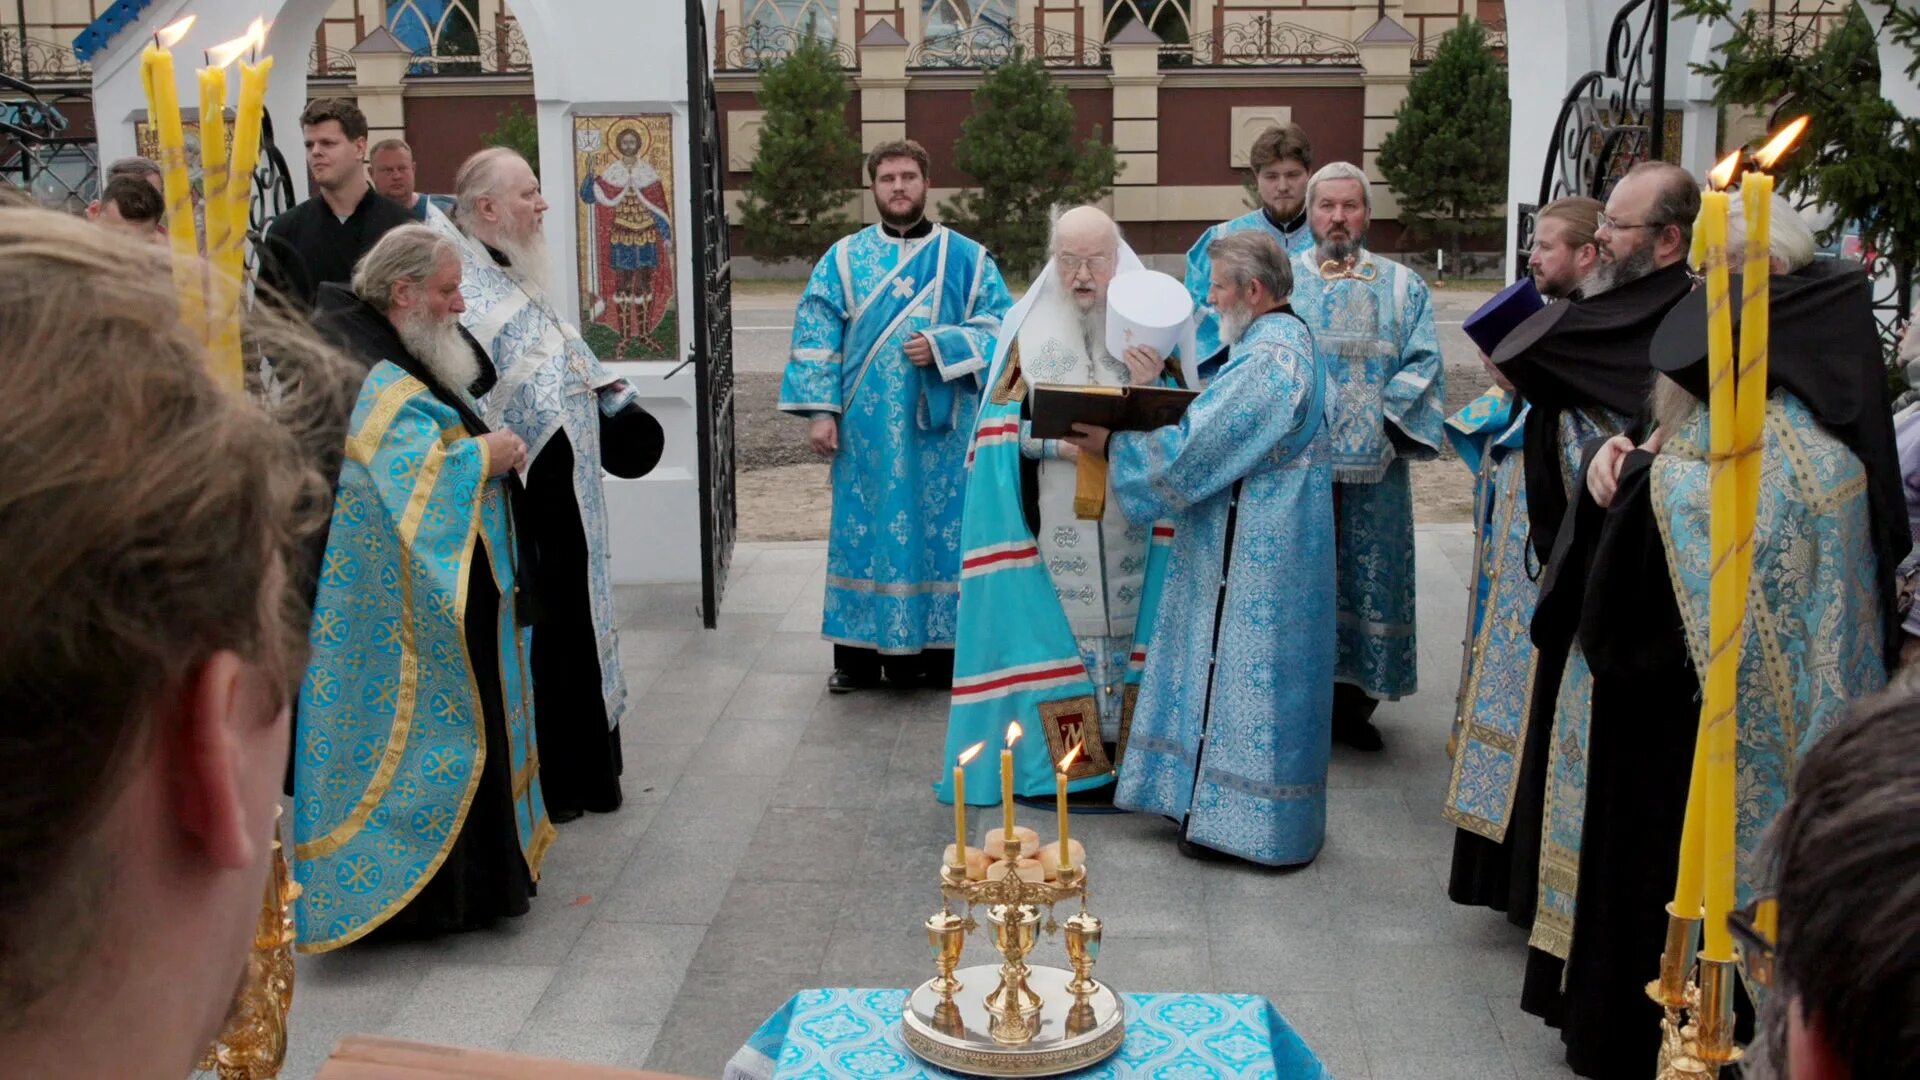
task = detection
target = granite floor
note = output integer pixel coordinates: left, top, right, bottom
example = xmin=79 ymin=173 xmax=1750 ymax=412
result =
xmin=277 ymin=528 xmax=1580 ymax=1080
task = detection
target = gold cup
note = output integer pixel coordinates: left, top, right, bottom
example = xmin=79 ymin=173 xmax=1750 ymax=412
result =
xmin=926 ymin=911 xmax=967 ymax=998
xmin=1063 ymin=911 xmax=1103 ymax=996
xmin=983 ymin=904 xmax=1045 ymax=1044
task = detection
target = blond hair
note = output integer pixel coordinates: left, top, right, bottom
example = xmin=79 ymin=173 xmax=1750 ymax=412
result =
xmin=0 ymin=206 xmax=355 ymax=1018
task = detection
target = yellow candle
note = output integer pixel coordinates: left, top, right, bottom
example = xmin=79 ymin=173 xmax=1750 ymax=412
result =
xmin=225 ymin=32 xmax=273 ymax=260
xmin=141 ymin=27 xmax=203 ymax=346
xmin=198 ymin=63 xmax=242 ymax=392
xmin=1002 ymin=721 xmax=1022 ymax=841
xmin=1055 ymin=741 xmax=1082 ymax=874
xmin=953 ymin=741 xmax=984 ymax=869
xmin=1699 ymin=180 xmax=1742 ymax=964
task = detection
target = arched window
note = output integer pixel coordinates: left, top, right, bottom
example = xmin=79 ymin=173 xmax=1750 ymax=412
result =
xmin=387 ymin=0 xmax=481 ymax=72
xmin=922 ymin=0 xmax=1016 ymax=41
xmin=1103 ymin=0 xmax=1189 ymax=45
xmin=744 ymin=0 xmax=839 ymax=41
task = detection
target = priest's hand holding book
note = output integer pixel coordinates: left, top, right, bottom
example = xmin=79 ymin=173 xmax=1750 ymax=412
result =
xmin=1062 ymin=424 xmax=1111 ymax=459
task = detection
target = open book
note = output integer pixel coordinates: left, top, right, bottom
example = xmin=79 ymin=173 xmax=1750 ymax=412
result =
xmin=1028 ymin=383 xmax=1200 ymax=440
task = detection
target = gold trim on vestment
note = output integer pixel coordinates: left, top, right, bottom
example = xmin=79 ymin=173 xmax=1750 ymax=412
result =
xmin=346 ymin=374 xmax=428 ymax=466
xmin=1038 ymin=695 xmax=1114 ymax=780
xmin=990 ymin=343 xmax=1026 ymax=405
xmin=1117 ymin=684 xmax=1138 ymax=766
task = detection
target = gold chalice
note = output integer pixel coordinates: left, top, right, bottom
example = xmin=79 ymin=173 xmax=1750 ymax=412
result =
xmin=1063 ymin=911 xmax=1103 ymax=997
xmin=926 ymin=910 xmax=967 ymax=998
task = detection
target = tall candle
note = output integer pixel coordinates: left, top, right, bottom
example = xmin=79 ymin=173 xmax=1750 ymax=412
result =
xmin=197 ymin=63 xmax=241 ymax=391
xmin=1698 ymin=178 xmax=1741 ymax=964
xmin=225 ymin=26 xmax=272 ymax=265
xmin=953 ymin=741 xmax=984 ymax=869
xmin=140 ymin=22 xmax=203 ymax=346
xmin=1055 ymin=742 xmax=1081 ymax=874
xmin=1002 ymin=722 xmax=1022 ymax=841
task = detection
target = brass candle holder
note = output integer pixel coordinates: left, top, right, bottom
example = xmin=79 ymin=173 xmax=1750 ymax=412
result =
xmin=1647 ymin=907 xmax=1745 ymax=1079
xmin=898 ymin=841 xmax=1124 ymax=1076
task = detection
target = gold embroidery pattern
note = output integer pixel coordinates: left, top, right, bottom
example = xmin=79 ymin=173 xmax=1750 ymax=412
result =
xmin=1038 ymin=695 xmax=1114 ymax=779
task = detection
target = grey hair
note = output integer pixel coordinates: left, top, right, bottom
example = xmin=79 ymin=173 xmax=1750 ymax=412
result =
xmin=453 ymin=146 xmax=527 ymax=226
xmin=351 ymin=224 xmax=459 ymax=312
xmin=1727 ymin=192 xmax=1817 ymax=273
xmin=1207 ymin=231 xmax=1293 ymax=302
xmin=1306 ymin=161 xmax=1371 ymax=213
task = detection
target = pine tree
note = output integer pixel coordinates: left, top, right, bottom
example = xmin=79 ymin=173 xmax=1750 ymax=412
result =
xmin=941 ymin=52 xmax=1121 ymax=276
xmin=737 ymin=32 xmax=863 ymax=262
xmin=481 ymin=102 xmax=539 ymax=176
xmin=1377 ymin=18 xmax=1510 ymax=269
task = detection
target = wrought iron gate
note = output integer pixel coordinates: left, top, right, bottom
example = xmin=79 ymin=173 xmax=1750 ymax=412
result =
xmin=686 ymin=0 xmax=738 ymax=629
xmin=0 ymin=74 xmax=97 ymax=208
xmin=1515 ymin=0 xmax=1668 ymax=279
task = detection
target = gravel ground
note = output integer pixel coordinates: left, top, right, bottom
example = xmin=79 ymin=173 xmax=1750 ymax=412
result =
xmin=731 ymin=282 xmax=1497 ymax=541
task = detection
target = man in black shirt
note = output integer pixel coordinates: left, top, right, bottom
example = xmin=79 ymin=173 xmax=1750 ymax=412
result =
xmin=258 ymin=98 xmax=410 ymax=311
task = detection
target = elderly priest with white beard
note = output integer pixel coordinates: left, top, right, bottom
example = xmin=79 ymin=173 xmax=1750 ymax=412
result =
xmin=430 ymin=148 xmax=666 ymax=825
xmin=1065 ymin=231 xmax=1337 ymax=866
xmin=295 ymin=224 xmax=552 ymax=946
xmin=939 ymin=206 xmax=1179 ymax=809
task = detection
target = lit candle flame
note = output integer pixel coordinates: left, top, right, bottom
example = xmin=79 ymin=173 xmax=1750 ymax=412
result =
xmin=206 ymin=27 xmax=259 ymax=69
xmin=1753 ymin=115 xmax=1810 ymax=172
xmin=957 ymin=741 xmax=986 ymax=766
xmin=1707 ymin=150 xmax=1741 ymax=192
xmin=1058 ymin=741 xmax=1083 ymax=771
xmin=155 ymin=16 xmax=195 ymax=50
xmin=1005 ymin=721 xmax=1023 ymax=747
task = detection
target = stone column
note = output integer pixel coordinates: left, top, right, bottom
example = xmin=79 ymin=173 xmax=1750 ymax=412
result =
xmin=349 ymin=26 xmax=414 ymax=147
xmin=1356 ymin=16 xmax=1415 ymax=231
xmin=855 ymin=20 xmax=909 ymax=224
xmin=1107 ymin=22 xmax=1162 ymax=231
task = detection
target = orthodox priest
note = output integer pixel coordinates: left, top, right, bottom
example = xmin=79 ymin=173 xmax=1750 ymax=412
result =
xmin=939 ymin=206 xmax=1178 ymax=805
xmin=779 ymin=140 xmax=1013 ymax=693
xmin=1069 ymin=231 xmax=1335 ymax=866
xmin=1541 ymin=192 xmax=1903 ymax=1079
xmin=1184 ymin=123 xmax=1317 ymax=370
xmin=1288 ymin=162 xmax=1444 ymax=749
xmin=1442 ymin=195 xmax=1603 ymax=925
xmin=432 ymin=148 xmax=666 ymax=823
xmin=293 ymin=225 xmax=550 ymax=948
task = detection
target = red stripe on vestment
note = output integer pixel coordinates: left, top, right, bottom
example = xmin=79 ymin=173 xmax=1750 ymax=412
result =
xmin=952 ymin=663 xmax=1086 ymax=699
xmin=962 ymin=545 xmax=1039 ymax=571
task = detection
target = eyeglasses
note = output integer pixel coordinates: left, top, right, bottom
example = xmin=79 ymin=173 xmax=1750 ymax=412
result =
xmin=1597 ymin=212 xmax=1666 ymax=234
xmin=1057 ymin=255 xmax=1114 ymax=274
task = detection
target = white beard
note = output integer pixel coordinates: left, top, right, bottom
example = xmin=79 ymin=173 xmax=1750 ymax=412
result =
xmin=1218 ymin=302 xmax=1253 ymax=347
xmin=1079 ymin=304 xmax=1107 ymax=361
xmin=398 ymin=310 xmax=479 ymax=396
xmin=492 ymin=225 xmax=553 ymax=297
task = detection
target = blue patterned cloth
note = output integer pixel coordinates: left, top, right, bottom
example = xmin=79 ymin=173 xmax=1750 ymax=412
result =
xmin=1183 ymin=210 xmax=1316 ymax=365
xmin=724 ymin=988 xmax=1330 ymax=1080
xmin=1107 ymin=313 xmax=1336 ymax=866
xmin=1288 ymin=250 xmax=1444 ymax=701
xmin=779 ymin=225 xmax=1013 ymax=653
xmin=292 ymin=363 xmax=552 ymax=952
xmin=428 ymin=208 xmax=632 ymax=730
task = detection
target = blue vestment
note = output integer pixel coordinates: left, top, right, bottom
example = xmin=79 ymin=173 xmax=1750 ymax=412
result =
xmin=1108 ymin=312 xmax=1335 ymax=866
xmin=1183 ymin=209 xmax=1315 ymax=365
xmin=779 ymin=225 xmax=1013 ymax=653
xmin=939 ymin=271 xmax=1175 ymax=801
xmin=293 ymin=362 xmax=551 ymax=951
xmin=1289 ymin=250 xmax=1444 ymax=700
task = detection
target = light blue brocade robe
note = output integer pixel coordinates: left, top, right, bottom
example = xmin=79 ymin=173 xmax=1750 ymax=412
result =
xmin=1183 ymin=209 xmax=1316 ymax=363
xmin=1109 ymin=313 xmax=1336 ymax=866
xmin=1289 ymin=250 xmax=1445 ymax=701
xmin=779 ymin=225 xmax=1013 ymax=653
xmin=293 ymin=362 xmax=552 ymax=952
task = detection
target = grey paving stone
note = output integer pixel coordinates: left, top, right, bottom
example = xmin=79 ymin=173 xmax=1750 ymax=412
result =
xmin=751 ymin=547 xmax=831 ymax=575
xmin=648 ymin=656 xmax=754 ymax=699
xmin=596 ymin=841 xmax=744 ymax=926
xmin=678 ymin=612 xmax=783 ymax=662
xmin=522 ymin=922 xmax=706 ymax=1029
xmin=1264 ymin=991 xmax=1370 ymax=1080
xmin=688 ymin=879 xmax=847 ymax=975
xmin=722 ymin=671 xmax=828 ymax=722
xmin=1488 ymin=994 xmax=1579 ymax=1079
xmin=510 ymin=1021 xmax=663 ymax=1071
xmin=755 ymin=631 xmax=836 ymax=674
xmin=686 ymin=719 xmax=808 ymax=778
xmin=644 ymin=968 xmax=816 ymax=1077
xmin=621 ymin=690 xmax=729 ymax=744
xmin=615 ymin=741 xmax=700 ymax=806
xmin=740 ymin=807 xmax=872 ymax=883
xmin=1355 ymin=992 xmax=1518 ymax=1080
xmin=1082 ymin=933 xmax=1210 ymax=995
xmin=616 ymin=627 xmax=699 ymax=667
xmin=720 ymin=572 xmax=815 ymax=614
xmin=381 ymin=963 xmax=559 ymax=1051
xmin=769 ymin=742 xmax=897 ymax=809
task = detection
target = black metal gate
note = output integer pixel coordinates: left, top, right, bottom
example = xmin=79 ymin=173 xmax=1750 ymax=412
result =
xmin=0 ymin=75 xmax=97 ymax=209
xmin=1515 ymin=0 xmax=1668 ymax=279
xmin=686 ymin=0 xmax=738 ymax=629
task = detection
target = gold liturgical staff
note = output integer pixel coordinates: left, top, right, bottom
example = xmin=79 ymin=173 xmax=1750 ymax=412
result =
xmin=903 ymin=728 xmax=1124 ymax=1076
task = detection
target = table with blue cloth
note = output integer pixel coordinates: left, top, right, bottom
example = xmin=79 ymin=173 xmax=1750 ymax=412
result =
xmin=723 ymin=988 xmax=1331 ymax=1080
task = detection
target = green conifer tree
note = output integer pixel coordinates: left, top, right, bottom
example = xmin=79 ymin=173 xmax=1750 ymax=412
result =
xmin=737 ymin=32 xmax=863 ymax=262
xmin=481 ymin=103 xmax=539 ymax=176
xmin=941 ymin=52 xmax=1121 ymax=276
xmin=1377 ymin=18 xmax=1510 ymax=269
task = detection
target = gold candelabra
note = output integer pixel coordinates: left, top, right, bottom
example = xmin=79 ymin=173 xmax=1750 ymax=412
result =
xmin=1647 ymin=907 xmax=1744 ymax=1079
xmin=200 ymin=810 xmax=300 ymax=1079
xmin=899 ymin=836 xmax=1123 ymax=1076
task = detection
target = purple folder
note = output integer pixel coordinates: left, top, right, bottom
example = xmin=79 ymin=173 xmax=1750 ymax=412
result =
xmin=1462 ymin=277 xmax=1546 ymax=355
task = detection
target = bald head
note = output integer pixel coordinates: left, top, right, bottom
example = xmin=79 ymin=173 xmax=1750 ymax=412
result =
xmin=1052 ymin=205 xmax=1121 ymax=312
xmin=1592 ymin=160 xmax=1700 ymax=294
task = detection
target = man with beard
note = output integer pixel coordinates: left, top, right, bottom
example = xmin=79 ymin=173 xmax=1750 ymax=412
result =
xmin=258 ymin=99 xmax=411 ymax=311
xmin=940 ymin=206 xmax=1177 ymax=808
xmin=1543 ymin=193 xmax=1903 ymax=1079
xmin=1065 ymin=230 xmax=1335 ymax=864
xmin=1184 ymin=123 xmax=1317 ymax=369
xmin=291 ymin=225 xmax=554 ymax=948
xmin=1287 ymin=161 xmax=1445 ymax=750
xmin=430 ymin=147 xmax=666 ymax=823
xmin=0 ymin=206 xmax=346 ymax=1075
xmin=1444 ymin=196 xmax=1606 ymax=929
xmin=779 ymin=139 xmax=1013 ymax=693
